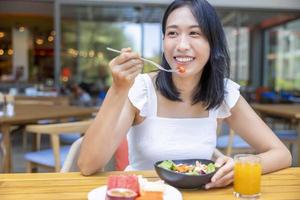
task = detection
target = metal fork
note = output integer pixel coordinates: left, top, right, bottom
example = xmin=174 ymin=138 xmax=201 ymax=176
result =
xmin=106 ymin=47 xmax=177 ymax=73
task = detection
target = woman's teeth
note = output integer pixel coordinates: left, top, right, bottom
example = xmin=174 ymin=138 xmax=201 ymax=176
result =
xmin=175 ymin=57 xmax=193 ymax=62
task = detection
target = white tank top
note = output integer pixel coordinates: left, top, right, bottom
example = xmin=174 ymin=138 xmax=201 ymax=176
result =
xmin=125 ymin=74 xmax=240 ymax=170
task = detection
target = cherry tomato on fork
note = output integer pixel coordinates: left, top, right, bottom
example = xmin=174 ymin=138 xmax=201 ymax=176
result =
xmin=177 ymin=65 xmax=186 ymax=73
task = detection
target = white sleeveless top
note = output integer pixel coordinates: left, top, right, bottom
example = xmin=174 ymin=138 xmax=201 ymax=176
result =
xmin=125 ymin=74 xmax=240 ymax=171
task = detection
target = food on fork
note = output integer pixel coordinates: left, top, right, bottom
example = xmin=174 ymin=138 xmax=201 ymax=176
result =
xmin=176 ymin=65 xmax=186 ymax=73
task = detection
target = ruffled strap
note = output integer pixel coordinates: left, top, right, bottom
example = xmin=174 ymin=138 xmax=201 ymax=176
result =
xmin=216 ymin=79 xmax=240 ymax=118
xmin=128 ymin=74 xmax=148 ymax=117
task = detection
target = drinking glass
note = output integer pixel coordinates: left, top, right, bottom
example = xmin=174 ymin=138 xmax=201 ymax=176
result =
xmin=233 ymin=154 xmax=262 ymax=199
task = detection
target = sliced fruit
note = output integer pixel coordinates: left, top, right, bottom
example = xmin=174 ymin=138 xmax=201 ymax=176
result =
xmin=107 ymin=175 xmax=140 ymax=195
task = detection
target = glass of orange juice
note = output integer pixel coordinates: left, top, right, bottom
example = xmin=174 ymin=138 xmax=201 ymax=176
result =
xmin=234 ymin=154 xmax=262 ymax=199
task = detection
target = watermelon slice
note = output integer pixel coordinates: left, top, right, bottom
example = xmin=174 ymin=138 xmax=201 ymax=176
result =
xmin=107 ymin=175 xmax=140 ymax=196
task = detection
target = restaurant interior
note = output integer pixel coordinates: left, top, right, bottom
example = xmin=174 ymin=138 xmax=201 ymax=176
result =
xmin=0 ymin=0 xmax=300 ymax=199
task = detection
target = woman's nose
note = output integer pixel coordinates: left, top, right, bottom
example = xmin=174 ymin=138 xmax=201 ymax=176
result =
xmin=177 ymin=35 xmax=190 ymax=51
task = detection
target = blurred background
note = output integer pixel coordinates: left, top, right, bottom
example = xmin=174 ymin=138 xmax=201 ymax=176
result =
xmin=0 ymin=0 xmax=299 ymax=104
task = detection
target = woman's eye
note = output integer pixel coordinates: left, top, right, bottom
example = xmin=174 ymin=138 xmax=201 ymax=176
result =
xmin=190 ymin=31 xmax=200 ymax=36
xmin=167 ymin=31 xmax=177 ymax=37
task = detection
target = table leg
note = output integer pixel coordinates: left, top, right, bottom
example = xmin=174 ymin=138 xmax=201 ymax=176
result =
xmin=1 ymin=124 xmax=12 ymax=173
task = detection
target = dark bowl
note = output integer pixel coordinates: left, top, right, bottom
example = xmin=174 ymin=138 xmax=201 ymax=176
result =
xmin=154 ymin=159 xmax=218 ymax=189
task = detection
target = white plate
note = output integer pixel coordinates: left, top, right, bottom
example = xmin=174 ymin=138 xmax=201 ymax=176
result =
xmin=88 ymin=185 xmax=182 ymax=200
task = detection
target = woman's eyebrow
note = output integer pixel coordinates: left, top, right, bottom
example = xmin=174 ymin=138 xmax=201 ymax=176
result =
xmin=166 ymin=25 xmax=201 ymax=29
xmin=189 ymin=25 xmax=201 ymax=29
xmin=166 ymin=25 xmax=178 ymax=29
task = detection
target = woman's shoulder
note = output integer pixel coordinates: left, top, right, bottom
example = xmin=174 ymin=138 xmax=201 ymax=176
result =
xmin=224 ymin=78 xmax=240 ymax=91
xmin=215 ymin=78 xmax=241 ymax=118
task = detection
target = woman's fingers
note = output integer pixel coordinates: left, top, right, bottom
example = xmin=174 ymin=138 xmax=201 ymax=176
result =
xmin=112 ymin=61 xmax=143 ymax=78
xmin=121 ymin=47 xmax=132 ymax=52
xmin=108 ymin=48 xmax=144 ymax=90
xmin=212 ymin=156 xmax=234 ymax=182
xmin=109 ymin=48 xmax=140 ymax=68
xmin=126 ymin=67 xmax=143 ymax=81
xmin=205 ymin=170 xmax=234 ymax=189
xmin=215 ymin=155 xmax=228 ymax=167
xmin=111 ymin=63 xmax=143 ymax=87
xmin=117 ymin=64 xmax=143 ymax=80
xmin=116 ymin=51 xmax=141 ymax=65
xmin=205 ymin=156 xmax=234 ymax=189
xmin=120 ymin=59 xmax=143 ymax=71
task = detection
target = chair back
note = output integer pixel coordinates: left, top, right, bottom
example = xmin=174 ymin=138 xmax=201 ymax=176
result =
xmin=25 ymin=120 xmax=92 ymax=172
xmin=61 ymin=137 xmax=83 ymax=172
xmin=26 ymin=120 xmax=91 ymax=135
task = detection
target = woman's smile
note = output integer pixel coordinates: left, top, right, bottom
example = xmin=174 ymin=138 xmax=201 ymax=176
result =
xmin=174 ymin=56 xmax=195 ymax=65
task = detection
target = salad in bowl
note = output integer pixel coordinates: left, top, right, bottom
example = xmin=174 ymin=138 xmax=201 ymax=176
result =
xmin=154 ymin=159 xmax=218 ymax=189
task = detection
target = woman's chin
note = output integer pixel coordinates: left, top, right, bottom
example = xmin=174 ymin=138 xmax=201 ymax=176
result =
xmin=174 ymin=71 xmax=189 ymax=77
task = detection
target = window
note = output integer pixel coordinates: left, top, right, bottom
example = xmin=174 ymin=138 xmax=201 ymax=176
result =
xmin=264 ymin=18 xmax=300 ymax=91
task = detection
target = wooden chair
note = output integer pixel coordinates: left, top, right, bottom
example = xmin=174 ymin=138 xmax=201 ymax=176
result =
xmin=274 ymin=129 xmax=298 ymax=159
xmin=61 ymin=137 xmax=83 ymax=172
xmin=217 ymin=123 xmax=255 ymax=156
xmin=24 ymin=120 xmax=92 ymax=172
xmin=0 ymin=133 xmax=6 ymax=172
xmin=61 ymin=136 xmax=119 ymax=173
xmin=15 ymin=98 xmax=75 ymax=149
xmin=264 ymin=116 xmax=298 ymax=159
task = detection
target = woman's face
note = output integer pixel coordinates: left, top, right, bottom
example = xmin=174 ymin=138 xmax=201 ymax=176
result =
xmin=163 ymin=6 xmax=210 ymax=77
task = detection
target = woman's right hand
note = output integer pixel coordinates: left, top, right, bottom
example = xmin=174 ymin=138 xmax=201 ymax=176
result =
xmin=109 ymin=47 xmax=143 ymax=91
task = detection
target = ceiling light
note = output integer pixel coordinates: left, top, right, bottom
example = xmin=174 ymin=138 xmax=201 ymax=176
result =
xmin=19 ymin=26 xmax=25 ymax=32
xmin=8 ymin=49 xmax=13 ymax=55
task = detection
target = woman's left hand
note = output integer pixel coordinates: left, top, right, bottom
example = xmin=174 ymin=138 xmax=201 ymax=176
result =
xmin=205 ymin=156 xmax=234 ymax=189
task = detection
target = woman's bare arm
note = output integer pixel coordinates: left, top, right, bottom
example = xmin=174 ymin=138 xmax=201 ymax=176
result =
xmin=78 ymin=48 xmax=143 ymax=175
xmin=226 ymin=96 xmax=292 ymax=173
xmin=206 ymin=96 xmax=291 ymax=189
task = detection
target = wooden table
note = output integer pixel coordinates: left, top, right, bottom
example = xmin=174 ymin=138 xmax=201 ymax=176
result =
xmin=252 ymin=104 xmax=300 ymax=165
xmin=15 ymin=95 xmax=70 ymax=106
xmin=0 ymin=104 xmax=97 ymax=173
xmin=0 ymin=168 xmax=299 ymax=200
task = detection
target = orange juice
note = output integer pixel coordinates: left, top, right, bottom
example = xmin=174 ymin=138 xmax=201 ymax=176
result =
xmin=233 ymin=154 xmax=262 ymax=198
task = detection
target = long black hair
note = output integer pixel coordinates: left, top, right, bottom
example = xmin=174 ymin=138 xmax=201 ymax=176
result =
xmin=155 ymin=0 xmax=230 ymax=110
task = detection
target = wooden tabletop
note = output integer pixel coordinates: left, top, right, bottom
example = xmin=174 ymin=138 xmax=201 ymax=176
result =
xmin=0 ymin=104 xmax=97 ymax=124
xmin=252 ymin=103 xmax=300 ymax=119
xmin=0 ymin=168 xmax=299 ymax=200
xmin=15 ymin=95 xmax=70 ymax=106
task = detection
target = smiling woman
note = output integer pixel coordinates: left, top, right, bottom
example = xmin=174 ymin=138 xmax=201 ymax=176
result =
xmin=78 ymin=0 xmax=291 ymax=191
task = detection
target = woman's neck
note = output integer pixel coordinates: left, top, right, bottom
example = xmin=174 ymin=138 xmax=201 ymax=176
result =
xmin=172 ymin=73 xmax=201 ymax=101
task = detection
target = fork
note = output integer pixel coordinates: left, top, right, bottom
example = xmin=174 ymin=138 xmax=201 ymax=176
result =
xmin=106 ymin=47 xmax=177 ymax=73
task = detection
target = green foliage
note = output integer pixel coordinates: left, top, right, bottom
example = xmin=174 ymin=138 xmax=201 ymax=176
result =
xmin=61 ymin=21 xmax=130 ymax=85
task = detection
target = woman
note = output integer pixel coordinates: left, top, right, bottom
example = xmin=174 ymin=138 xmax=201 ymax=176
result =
xmin=78 ymin=0 xmax=291 ymax=189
